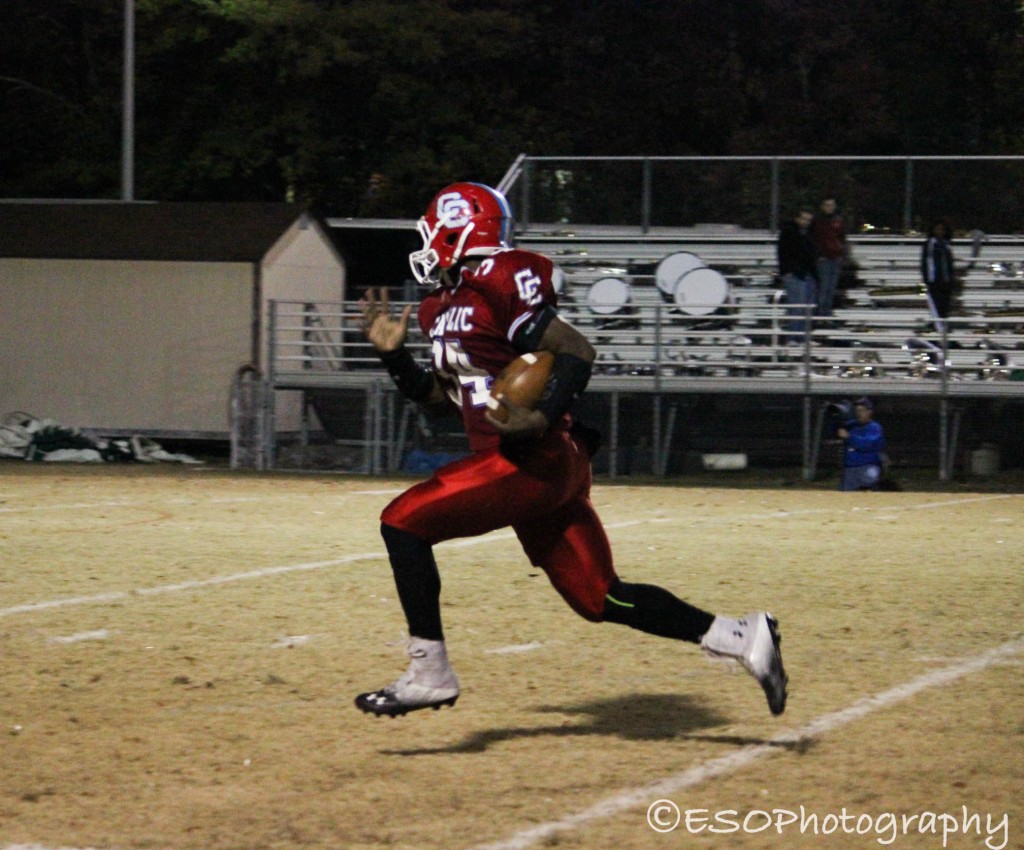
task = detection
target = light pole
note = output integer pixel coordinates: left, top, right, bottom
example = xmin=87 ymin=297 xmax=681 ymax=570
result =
xmin=122 ymin=0 xmax=135 ymax=201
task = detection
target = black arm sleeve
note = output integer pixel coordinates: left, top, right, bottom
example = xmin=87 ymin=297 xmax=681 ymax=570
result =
xmin=535 ymin=352 xmax=592 ymax=424
xmin=510 ymin=303 xmax=559 ymax=353
xmin=378 ymin=346 xmax=435 ymax=402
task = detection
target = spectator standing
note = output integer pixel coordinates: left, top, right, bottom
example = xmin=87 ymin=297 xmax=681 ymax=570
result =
xmin=921 ymin=219 xmax=956 ymax=319
xmin=777 ymin=208 xmax=818 ymax=342
xmin=812 ymin=196 xmax=846 ymax=317
xmin=836 ymin=397 xmax=886 ymax=491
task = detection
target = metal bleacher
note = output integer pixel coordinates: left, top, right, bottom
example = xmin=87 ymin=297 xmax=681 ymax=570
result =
xmin=516 ymin=225 xmax=1024 ymax=390
xmin=258 ymin=221 xmax=1024 ymax=479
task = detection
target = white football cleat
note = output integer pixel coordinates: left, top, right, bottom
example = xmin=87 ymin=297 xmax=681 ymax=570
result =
xmin=700 ymin=611 xmax=788 ymax=715
xmin=355 ymin=637 xmax=460 ymax=717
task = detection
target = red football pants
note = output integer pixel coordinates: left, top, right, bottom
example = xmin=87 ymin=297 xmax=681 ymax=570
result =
xmin=380 ymin=429 xmax=617 ymax=621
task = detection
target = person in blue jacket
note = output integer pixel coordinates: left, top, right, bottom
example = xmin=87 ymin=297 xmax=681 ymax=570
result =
xmin=836 ymin=397 xmax=886 ymax=491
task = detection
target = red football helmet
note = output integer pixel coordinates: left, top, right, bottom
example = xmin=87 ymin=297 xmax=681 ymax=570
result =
xmin=409 ymin=182 xmax=513 ymax=285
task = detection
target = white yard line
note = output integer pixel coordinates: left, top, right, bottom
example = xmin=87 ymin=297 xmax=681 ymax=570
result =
xmin=0 ymin=493 xmax=1016 ymax=622
xmin=894 ymin=493 xmax=1017 ymax=511
xmin=5 ymin=637 xmax=1020 ymax=850
xmin=0 ymin=488 xmax=405 ymax=515
xmin=3 ymin=846 xmax=109 ymax=850
xmin=48 ymin=629 xmax=110 ymax=644
xmin=0 ymin=496 xmax=266 ymax=514
xmin=0 ymin=491 xmax=1018 ymax=850
xmin=466 ymin=636 xmax=1024 ymax=850
xmin=0 ymin=552 xmax=384 ymax=619
xmin=2 ymin=846 xmax=105 ymax=850
xmin=484 ymin=642 xmax=546 ymax=655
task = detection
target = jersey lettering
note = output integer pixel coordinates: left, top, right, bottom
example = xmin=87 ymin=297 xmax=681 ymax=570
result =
xmin=430 ymin=306 xmax=475 ymax=336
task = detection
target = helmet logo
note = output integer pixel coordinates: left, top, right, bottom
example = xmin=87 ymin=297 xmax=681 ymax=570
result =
xmin=436 ymin=192 xmax=472 ymax=228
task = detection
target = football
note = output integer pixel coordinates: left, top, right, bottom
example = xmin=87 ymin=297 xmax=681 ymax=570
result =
xmin=486 ymin=351 xmax=554 ymax=423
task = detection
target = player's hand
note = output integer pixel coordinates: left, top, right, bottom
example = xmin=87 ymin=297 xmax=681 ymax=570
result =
xmin=485 ymin=396 xmax=549 ymax=440
xmin=836 ymin=427 xmax=849 ymax=439
xmin=359 ymin=287 xmax=412 ymax=353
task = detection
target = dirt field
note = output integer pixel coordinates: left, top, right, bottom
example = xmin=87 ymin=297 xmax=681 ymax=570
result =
xmin=0 ymin=463 xmax=1021 ymax=850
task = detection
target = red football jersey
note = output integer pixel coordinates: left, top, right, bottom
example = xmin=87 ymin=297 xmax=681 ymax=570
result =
xmin=417 ymin=248 xmax=559 ymax=451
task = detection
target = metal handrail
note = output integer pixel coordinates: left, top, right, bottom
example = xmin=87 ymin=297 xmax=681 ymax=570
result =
xmin=263 ymin=298 xmax=1024 ymax=480
xmin=496 ymin=153 xmax=1024 ymax=233
xmin=267 ymin=299 xmax=1024 ymax=391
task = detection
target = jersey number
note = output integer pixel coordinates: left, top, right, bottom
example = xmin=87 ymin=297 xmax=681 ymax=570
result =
xmin=431 ymin=338 xmax=492 ymax=408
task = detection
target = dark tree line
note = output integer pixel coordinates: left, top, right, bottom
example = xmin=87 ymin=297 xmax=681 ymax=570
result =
xmin=2 ymin=0 xmax=1023 ymax=218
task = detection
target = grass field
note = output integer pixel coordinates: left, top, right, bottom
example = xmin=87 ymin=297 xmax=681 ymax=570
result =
xmin=0 ymin=463 xmax=1021 ymax=850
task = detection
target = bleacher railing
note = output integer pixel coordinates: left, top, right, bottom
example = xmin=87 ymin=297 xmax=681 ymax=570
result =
xmin=496 ymin=154 xmax=1024 ymax=234
xmin=267 ymin=300 xmax=1024 ymax=396
xmin=264 ymin=298 xmax=1024 ymax=478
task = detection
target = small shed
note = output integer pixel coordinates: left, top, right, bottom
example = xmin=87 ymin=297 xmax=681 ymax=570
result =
xmin=0 ymin=201 xmax=344 ymax=436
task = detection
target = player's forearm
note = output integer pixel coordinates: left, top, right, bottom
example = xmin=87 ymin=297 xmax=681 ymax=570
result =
xmin=533 ymin=316 xmax=595 ymax=423
xmin=537 ymin=334 xmax=593 ymax=423
xmin=378 ymin=346 xmax=441 ymax=403
xmin=537 ymin=315 xmax=596 ymax=363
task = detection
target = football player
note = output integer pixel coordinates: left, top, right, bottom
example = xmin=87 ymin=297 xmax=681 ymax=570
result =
xmin=355 ymin=182 xmax=787 ymax=717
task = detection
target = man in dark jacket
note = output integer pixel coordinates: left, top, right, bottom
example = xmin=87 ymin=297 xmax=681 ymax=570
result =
xmin=921 ymin=219 xmax=956 ymax=320
xmin=777 ymin=209 xmax=818 ymax=341
xmin=812 ymin=196 xmax=846 ymax=316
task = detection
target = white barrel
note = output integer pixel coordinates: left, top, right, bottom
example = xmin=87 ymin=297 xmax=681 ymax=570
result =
xmin=586 ymin=277 xmax=631 ymax=315
xmin=674 ymin=267 xmax=729 ymax=316
xmin=551 ymin=265 xmax=565 ymax=295
xmin=655 ymin=252 xmax=705 ymax=297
